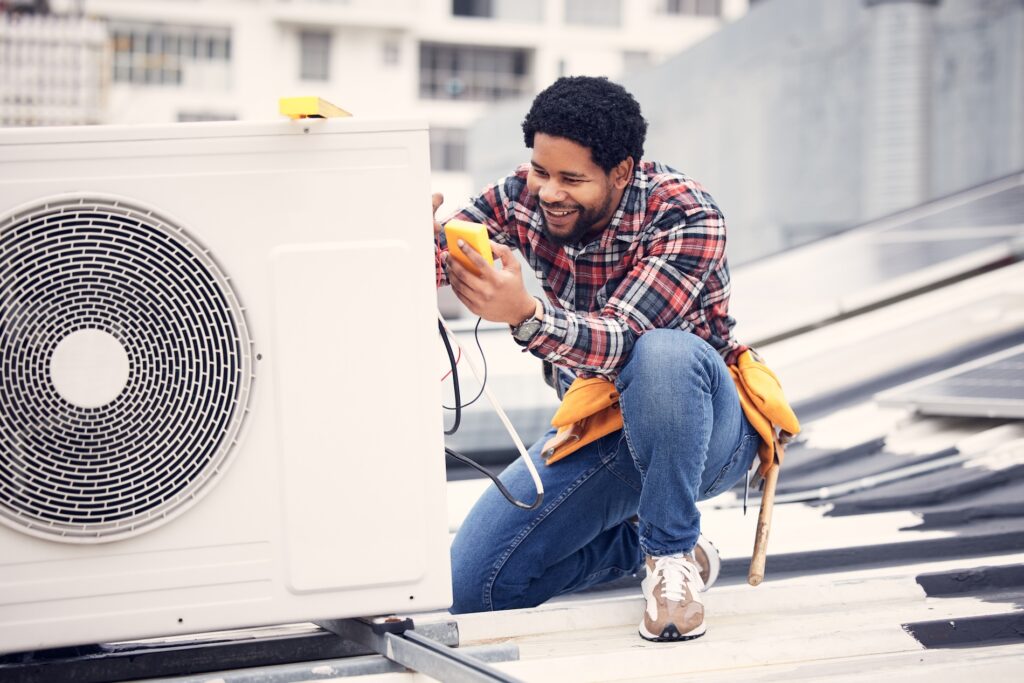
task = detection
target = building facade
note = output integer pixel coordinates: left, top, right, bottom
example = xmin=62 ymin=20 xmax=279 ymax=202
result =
xmin=0 ymin=8 xmax=106 ymax=127
xmin=10 ymin=0 xmax=749 ymax=204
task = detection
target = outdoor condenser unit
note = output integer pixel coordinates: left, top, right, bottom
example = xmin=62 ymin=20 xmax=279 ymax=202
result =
xmin=0 ymin=118 xmax=452 ymax=654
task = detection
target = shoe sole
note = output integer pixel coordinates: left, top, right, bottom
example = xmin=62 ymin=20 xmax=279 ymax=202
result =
xmin=638 ymin=622 xmax=707 ymax=642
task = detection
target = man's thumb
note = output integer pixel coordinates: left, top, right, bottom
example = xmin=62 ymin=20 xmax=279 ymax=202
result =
xmin=432 ymin=192 xmax=444 ymax=215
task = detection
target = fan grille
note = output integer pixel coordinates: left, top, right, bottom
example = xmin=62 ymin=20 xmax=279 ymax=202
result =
xmin=0 ymin=196 xmax=254 ymax=542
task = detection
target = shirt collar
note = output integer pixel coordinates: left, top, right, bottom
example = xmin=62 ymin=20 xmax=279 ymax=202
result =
xmin=604 ymin=163 xmax=647 ymax=247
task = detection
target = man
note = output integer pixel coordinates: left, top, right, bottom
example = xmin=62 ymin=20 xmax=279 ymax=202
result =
xmin=434 ymin=76 xmax=759 ymax=642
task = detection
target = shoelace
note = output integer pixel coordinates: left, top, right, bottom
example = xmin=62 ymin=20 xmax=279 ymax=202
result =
xmin=654 ymin=555 xmax=705 ymax=602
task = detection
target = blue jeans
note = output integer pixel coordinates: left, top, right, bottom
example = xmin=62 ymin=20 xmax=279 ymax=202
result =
xmin=450 ymin=329 xmax=760 ymax=613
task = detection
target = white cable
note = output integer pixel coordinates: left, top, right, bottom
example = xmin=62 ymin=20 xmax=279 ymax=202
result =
xmin=438 ymin=313 xmax=545 ymax=502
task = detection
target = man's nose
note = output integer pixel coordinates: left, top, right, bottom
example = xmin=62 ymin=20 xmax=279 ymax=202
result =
xmin=538 ymin=181 xmax=566 ymax=204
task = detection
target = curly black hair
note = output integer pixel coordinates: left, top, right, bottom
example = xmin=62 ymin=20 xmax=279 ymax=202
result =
xmin=522 ymin=76 xmax=647 ymax=172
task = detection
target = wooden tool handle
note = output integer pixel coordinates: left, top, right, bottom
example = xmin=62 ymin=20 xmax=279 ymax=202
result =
xmin=748 ymin=460 xmax=780 ymax=586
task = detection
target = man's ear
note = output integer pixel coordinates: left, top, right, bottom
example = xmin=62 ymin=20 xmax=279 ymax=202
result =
xmin=611 ymin=157 xmax=634 ymax=189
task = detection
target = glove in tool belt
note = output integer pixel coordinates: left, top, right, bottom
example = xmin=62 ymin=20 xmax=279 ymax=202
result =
xmin=541 ymin=350 xmax=800 ymax=476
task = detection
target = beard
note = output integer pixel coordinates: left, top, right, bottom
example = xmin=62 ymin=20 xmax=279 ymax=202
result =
xmin=539 ymin=189 xmax=617 ymax=247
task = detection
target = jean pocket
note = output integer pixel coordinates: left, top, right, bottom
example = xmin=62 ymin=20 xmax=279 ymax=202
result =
xmin=701 ymin=433 xmax=759 ymax=498
xmin=597 ymin=431 xmax=627 ymax=465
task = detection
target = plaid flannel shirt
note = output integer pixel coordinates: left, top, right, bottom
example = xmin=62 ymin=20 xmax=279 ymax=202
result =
xmin=436 ymin=162 xmax=747 ymax=379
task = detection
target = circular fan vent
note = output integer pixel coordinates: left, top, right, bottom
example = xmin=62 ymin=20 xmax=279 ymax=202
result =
xmin=0 ymin=195 xmax=254 ymax=543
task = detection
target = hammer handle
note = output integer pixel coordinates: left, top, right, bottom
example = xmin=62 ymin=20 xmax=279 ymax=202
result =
xmin=748 ymin=460 xmax=780 ymax=586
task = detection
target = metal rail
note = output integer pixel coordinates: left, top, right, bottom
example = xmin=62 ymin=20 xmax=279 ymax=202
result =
xmin=319 ymin=617 xmax=523 ymax=683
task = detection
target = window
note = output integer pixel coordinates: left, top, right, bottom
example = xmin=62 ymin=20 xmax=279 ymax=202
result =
xmin=430 ymin=128 xmax=468 ymax=172
xmin=110 ymin=23 xmax=231 ymax=87
xmin=299 ymin=30 xmax=331 ymax=81
xmin=452 ymin=0 xmax=543 ymax=21
xmin=419 ymin=43 xmax=531 ymax=101
xmin=453 ymin=0 xmax=492 ymax=17
xmin=565 ymin=0 xmax=621 ymax=27
xmin=382 ymin=39 xmax=401 ymax=66
xmin=622 ymin=50 xmax=651 ymax=74
xmin=177 ymin=111 xmax=237 ymax=122
xmin=659 ymin=0 xmax=722 ymax=17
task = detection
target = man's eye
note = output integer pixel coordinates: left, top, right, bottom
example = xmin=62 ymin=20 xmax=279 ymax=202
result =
xmin=564 ymin=178 xmax=582 ymax=185
xmin=533 ymin=169 xmax=548 ymax=177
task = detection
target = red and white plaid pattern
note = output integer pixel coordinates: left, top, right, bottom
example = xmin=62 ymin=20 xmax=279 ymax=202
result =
xmin=436 ymin=162 xmax=747 ymax=378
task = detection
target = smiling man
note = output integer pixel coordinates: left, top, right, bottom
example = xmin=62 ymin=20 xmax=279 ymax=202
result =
xmin=434 ymin=76 xmax=758 ymax=642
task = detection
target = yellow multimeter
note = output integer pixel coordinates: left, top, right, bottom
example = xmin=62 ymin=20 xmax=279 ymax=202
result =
xmin=443 ymin=219 xmax=495 ymax=276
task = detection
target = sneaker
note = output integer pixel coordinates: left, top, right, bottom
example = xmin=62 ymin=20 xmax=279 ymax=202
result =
xmin=639 ymin=554 xmax=707 ymax=642
xmin=627 ymin=517 xmax=722 ymax=592
xmin=693 ymin=534 xmax=721 ymax=591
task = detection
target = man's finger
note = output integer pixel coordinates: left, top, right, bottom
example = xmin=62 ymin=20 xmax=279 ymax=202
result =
xmin=457 ymin=239 xmax=492 ymax=277
xmin=446 ymin=254 xmax=482 ymax=295
xmin=491 ymin=242 xmax=519 ymax=271
xmin=448 ymin=270 xmax=482 ymax=313
xmin=432 ymin=194 xmax=445 ymax=237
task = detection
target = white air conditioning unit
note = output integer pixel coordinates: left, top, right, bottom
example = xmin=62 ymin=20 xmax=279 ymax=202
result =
xmin=0 ymin=118 xmax=452 ymax=654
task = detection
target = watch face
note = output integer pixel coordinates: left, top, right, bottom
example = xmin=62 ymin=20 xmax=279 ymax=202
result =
xmin=514 ymin=318 xmax=541 ymax=342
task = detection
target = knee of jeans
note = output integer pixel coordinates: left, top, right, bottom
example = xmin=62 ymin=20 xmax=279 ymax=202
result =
xmin=449 ymin=560 xmax=490 ymax=614
xmin=449 ymin=582 xmax=486 ymax=614
xmin=624 ymin=329 xmax=708 ymax=383
xmin=450 ymin=565 xmax=530 ymax=614
xmin=449 ymin=545 xmax=529 ymax=613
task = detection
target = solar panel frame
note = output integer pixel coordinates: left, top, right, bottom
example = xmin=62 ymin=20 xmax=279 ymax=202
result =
xmin=875 ymin=344 xmax=1024 ymax=419
xmin=730 ymin=172 xmax=1024 ymax=345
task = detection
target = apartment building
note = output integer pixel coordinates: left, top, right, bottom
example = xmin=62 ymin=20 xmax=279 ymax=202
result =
xmin=0 ymin=7 xmax=106 ymax=127
xmin=20 ymin=0 xmax=747 ymax=201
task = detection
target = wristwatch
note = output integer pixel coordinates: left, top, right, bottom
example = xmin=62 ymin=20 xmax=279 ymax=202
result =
xmin=511 ymin=299 xmax=543 ymax=342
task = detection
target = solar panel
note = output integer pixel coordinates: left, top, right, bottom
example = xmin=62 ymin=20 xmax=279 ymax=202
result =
xmin=876 ymin=345 xmax=1024 ymax=419
xmin=894 ymin=184 xmax=1024 ymax=232
xmin=731 ymin=172 xmax=1024 ymax=344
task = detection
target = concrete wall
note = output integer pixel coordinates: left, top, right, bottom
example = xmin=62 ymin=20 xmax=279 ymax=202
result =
xmin=467 ymin=0 xmax=1024 ymax=265
xmin=931 ymin=0 xmax=1024 ymax=198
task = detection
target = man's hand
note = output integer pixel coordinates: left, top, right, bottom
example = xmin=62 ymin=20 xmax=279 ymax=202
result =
xmin=432 ymin=193 xmax=444 ymax=237
xmin=445 ymin=241 xmax=538 ymax=326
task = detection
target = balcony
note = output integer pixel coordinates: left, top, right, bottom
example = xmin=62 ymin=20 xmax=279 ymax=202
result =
xmin=269 ymin=0 xmax=417 ymax=30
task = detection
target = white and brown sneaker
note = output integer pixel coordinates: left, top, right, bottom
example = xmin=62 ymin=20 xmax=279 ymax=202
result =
xmin=639 ymin=553 xmax=707 ymax=642
xmin=693 ymin=534 xmax=721 ymax=591
xmin=628 ymin=520 xmax=721 ymax=592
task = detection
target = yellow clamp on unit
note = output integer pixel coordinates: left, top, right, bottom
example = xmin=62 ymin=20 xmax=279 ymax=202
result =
xmin=279 ymin=97 xmax=352 ymax=120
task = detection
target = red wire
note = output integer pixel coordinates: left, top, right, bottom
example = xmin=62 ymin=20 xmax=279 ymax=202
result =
xmin=441 ymin=346 xmax=462 ymax=382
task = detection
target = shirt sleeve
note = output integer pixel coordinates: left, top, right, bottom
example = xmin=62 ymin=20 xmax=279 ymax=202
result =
xmin=435 ymin=168 xmax=527 ymax=288
xmin=520 ymin=201 xmax=727 ymax=377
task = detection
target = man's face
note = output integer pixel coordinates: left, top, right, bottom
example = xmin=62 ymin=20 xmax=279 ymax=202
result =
xmin=526 ymin=133 xmax=628 ymax=246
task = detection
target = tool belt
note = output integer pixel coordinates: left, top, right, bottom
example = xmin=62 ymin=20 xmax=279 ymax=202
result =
xmin=541 ymin=349 xmax=800 ymax=477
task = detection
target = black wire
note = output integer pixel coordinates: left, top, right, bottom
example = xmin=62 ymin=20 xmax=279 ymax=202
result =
xmin=438 ymin=317 xmax=542 ymax=510
xmin=438 ymin=319 xmax=461 ymax=435
xmin=442 ymin=317 xmax=487 ymax=410
xmin=445 ymin=447 xmax=544 ymax=510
